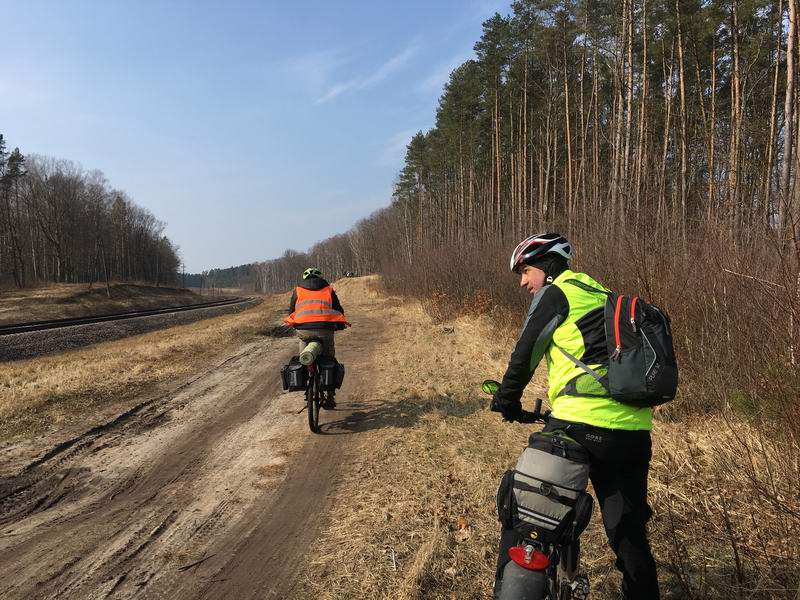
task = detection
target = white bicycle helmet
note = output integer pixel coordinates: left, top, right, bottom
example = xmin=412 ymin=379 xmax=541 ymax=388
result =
xmin=509 ymin=233 xmax=572 ymax=273
xmin=303 ymin=267 xmax=322 ymax=280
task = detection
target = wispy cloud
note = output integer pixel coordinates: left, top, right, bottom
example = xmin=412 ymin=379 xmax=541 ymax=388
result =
xmin=374 ymin=128 xmax=419 ymax=168
xmin=280 ymin=48 xmax=343 ymax=97
xmin=316 ymin=43 xmax=419 ymax=104
xmin=418 ymin=49 xmax=474 ymax=95
xmin=362 ymin=45 xmax=418 ymax=87
xmin=316 ymin=80 xmax=356 ymax=104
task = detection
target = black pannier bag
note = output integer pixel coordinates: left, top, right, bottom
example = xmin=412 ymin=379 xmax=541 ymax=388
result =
xmin=334 ymin=362 xmax=345 ymax=389
xmin=280 ymin=356 xmax=306 ymax=392
xmin=561 ymin=280 xmax=679 ymax=407
xmin=317 ymin=357 xmax=345 ymax=391
xmin=496 ymin=430 xmax=592 ymax=545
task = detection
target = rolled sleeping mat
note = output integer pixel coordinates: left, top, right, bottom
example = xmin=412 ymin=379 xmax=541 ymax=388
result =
xmin=299 ymin=341 xmax=323 ymax=366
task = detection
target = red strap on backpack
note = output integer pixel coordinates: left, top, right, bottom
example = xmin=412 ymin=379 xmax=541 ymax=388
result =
xmin=612 ymin=295 xmax=624 ymax=360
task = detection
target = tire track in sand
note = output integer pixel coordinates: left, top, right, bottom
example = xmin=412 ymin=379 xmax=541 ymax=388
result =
xmin=0 ymin=307 xmax=382 ymax=600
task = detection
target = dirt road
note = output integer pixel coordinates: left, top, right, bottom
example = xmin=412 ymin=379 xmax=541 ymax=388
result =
xmin=0 ymin=309 xmax=380 ymax=599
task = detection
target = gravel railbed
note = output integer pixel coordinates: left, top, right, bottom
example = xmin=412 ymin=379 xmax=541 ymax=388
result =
xmin=0 ymin=298 xmax=261 ymax=362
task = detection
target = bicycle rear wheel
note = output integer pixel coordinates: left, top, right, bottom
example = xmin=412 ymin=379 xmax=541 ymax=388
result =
xmin=307 ymin=372 xmax=320 ymax=433
xmin=496 ymin=561 xmax=548 ymax=600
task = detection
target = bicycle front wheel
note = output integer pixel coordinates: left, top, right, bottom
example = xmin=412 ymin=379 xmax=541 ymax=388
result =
xmin=307 ymin=373 xmax=320 ymax=433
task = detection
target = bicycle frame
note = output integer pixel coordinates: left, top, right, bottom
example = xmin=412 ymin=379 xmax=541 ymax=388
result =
xmin=303 ymin=355 xmax=336 ymax=434
xmin=305 ymin=363 xmax=322 ymax=433
xmin=482 ymin=380 xmax=590 ymax=600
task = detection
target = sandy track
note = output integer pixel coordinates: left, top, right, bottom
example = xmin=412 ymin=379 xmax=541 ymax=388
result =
xmin=0 ymin=311 xmax=379 ymax=599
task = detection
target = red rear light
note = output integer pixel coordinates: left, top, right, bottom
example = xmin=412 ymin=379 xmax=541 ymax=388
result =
xmin=508 ymin=545 xmax=549 ymax=571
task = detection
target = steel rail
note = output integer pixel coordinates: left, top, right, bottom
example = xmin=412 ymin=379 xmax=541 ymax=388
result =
xmin=0 ymin=297 xmax=252 ymax=336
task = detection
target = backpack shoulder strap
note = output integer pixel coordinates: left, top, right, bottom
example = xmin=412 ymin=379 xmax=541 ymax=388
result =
xmin=553 ymin=278 xmax=612 ymax=390
xmin=557 ymin=347 xmax=610 ymax=389
xmin=562 ymin=278 xmax=613 ymax=296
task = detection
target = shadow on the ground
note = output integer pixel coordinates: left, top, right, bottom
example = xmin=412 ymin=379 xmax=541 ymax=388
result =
xmin=317 ymin=394 xmax=484 ymax=436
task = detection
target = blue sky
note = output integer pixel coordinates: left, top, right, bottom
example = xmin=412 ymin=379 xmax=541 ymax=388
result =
xmin=2 ymin=0 xmax=509 ymax=272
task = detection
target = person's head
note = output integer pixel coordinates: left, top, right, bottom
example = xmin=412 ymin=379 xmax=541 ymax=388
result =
xmin=509 ymin=233 xmax=572 ymax=295
xmin=302 ymin=267 xmax=322 ymax=280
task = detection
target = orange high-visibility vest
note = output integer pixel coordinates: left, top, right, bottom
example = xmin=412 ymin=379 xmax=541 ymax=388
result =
xmin=285 ymin=285 xmax=350 ymax=327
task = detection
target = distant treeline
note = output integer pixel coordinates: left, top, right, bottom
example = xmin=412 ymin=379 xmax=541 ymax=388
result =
xmin=187 ymin=233 xmax=362 ymax=293
xmin=0 ymin=134 xmax=180 ymax=289
xmin=184 ymin=264 xmax=255 ymax=290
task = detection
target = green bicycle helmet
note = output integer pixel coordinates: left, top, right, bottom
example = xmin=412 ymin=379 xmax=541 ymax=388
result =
xmin=303 ymin=267 xmax=322 ymax=280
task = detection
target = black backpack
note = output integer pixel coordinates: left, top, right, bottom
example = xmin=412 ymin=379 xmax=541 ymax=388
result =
xmin=561 ymin=282 xmax=678 ymax=407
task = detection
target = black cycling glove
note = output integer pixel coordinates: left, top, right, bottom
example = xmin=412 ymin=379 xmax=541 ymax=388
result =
xmin=490 ymin=391 xmax=523 ymax=422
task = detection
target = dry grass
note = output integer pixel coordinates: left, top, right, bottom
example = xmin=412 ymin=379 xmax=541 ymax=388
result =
xmin=0 ymin=283 xmax=210 ymax=325
xmin=0 ymin=293 xmax=287 ymax=439
xmin=303 ymin=278 xmax=800 ymax=600
xmin=303 ymin=292 xmax=545 ymax=599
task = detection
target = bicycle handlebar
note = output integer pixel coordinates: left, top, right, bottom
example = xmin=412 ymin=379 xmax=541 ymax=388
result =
xmin=518 ymin=399 xmax=550 ymax=424
xmin=482 ymin=379 xmax=550 ymax=424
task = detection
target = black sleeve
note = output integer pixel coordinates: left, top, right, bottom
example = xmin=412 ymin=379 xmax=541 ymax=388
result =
xmin=331 ymin=290 xmax=344 ymax=315
xmin=288 ymin=289 xmax=297 ymax=314
xmin=495 ymin=285 xmax=569 ymax=413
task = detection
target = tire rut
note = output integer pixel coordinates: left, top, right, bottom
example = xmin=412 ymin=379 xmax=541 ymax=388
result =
xmin=0 ymin=347 xmax=253 ymax=528
xmin=0 ymin=339 xmax=286 ymax=599
xmin=0 ymin=307 xmax=384 ymax=600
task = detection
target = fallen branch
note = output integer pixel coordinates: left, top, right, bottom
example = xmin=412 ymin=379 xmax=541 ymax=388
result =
xmin=722 ymin=268 xmax=786 ymax=289
xmin=177 ymin=553 xmax=216 ymax=572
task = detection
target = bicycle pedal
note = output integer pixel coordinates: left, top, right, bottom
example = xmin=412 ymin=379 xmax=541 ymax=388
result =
xmin=569 ymin=575 xmax=589 ymax=600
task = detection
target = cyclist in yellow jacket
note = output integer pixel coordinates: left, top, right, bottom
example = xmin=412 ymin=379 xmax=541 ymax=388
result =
xmin=491 ymin=233 xmax=659 ymax=599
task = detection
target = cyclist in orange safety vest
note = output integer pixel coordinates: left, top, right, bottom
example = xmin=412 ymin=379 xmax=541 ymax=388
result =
xmin=285 ymin=267 xmax=349 ymax=363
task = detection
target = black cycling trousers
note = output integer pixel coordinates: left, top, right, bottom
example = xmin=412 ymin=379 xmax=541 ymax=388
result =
xmin=495 ymin=418 xmax=659 ymax=600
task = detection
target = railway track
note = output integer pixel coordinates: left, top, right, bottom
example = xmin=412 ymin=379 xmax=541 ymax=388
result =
xmin=0 ymin=297 xmax=250 ymax=336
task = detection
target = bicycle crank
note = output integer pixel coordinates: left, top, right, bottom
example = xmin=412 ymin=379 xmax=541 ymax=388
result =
xmin=568 ymin=574 xmax=589 ymax=600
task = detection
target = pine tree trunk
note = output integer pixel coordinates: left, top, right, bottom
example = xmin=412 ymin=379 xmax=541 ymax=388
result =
xmin=622 ymin=0 xmax=635 ymax=223
xmin=708 ymin=42 xmax=717 ymax=222
xmin=634 ymin=0 xmax=649 ymax=230
xmin=791 ymin=0 xmax=800 ymax=241
xmin=676 ymin=0 xmax=689 ymax=233
xmin=764 ymin=0 xmax=783 ymax=227
xmin=659 ymin=39 xmax=676 ymax=231
xmin=729 ymin=0 xmax=743 ymax=228
xmin=563 ymin=31 xmax=574 ymax=224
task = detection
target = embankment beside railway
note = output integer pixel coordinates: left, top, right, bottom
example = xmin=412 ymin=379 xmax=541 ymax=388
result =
xmin=0 ymin=283 xmax=215 ymax=326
